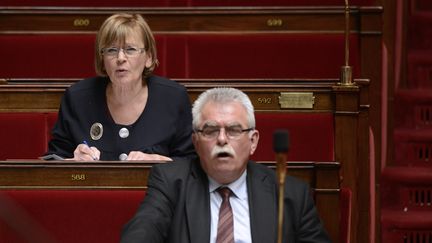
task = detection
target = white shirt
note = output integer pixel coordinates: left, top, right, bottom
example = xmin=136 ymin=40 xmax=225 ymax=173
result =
xmin=208 ymin=170 xmax=252 ymax=243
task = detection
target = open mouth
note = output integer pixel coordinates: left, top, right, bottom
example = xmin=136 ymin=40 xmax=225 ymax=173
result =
xmin=212 ymin=145 xmax=236 ymax=159
xmin=217 ymin=152 xmax=232 ymax=158
xmin=116 ymin=69 xmax=127 ymax=73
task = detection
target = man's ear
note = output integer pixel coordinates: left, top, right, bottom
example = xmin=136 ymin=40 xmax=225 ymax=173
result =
xmin=249 ymin=130 xmax=259 ymax=155
xmin=192 ymin=133 xmax=198 ymax=148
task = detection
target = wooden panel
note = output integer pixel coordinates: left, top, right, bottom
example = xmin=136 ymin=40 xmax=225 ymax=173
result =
xmin=0 ymin=0 xmax=376 ymax=8
xmin=0 ymin=78 xmax=368 ymax=112
xmin=0 ymin=7 xmax=381 ymax=34
xmin=0 ymin=161 xmax=157 ymax=189
xmin=0 ymin=78 xmax=339 ymax=112
xmin=0 ymin=160 xmax=339 ymax=189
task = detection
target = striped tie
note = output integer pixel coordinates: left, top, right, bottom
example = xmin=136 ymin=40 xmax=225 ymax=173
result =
xmin=216 ymin=187 xmax=234 ymax=243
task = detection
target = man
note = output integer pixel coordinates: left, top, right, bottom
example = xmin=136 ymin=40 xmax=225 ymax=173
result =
xmin=121 ymin=87 xmax=331 ymax=243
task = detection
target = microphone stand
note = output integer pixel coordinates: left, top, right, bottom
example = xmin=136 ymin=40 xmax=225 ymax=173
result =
xmin=273 ymin=130 xmax=289 ymax=243
xmin=276 ymin=151 xmax=287 ymax=243
xmin=341 ymin=0 xmax=353 ymax=86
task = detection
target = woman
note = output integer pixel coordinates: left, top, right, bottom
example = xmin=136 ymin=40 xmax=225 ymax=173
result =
xmin=46 ymin=13 xmax=195 ymax=161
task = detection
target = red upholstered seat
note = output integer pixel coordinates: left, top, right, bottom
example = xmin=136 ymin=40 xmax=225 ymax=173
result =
xmin=0 ymin=34 xmax=166 ymax=79
xmin=158 ymin=35 xmax=188 ymax=78
xmin=46 ymin=112 xmax=58 ymax=141
xmin=1 ymin=35 xmax=96 ymax=79
xmin=0 ymin=190 xmax=145 ymax=243
xmin=0 ymin=33 xmax=360 ymax=79
xmin=0 ymin=33 xmax=359 ymax=79
xmin=179 ymin=34 xmax=360 ymax=79
xmin=251 ymin=112 xmax=335 ymax=161
xmin=0 ymin=111 xmax=335 ymax=162
xmin=108 ymin=33 xmax=360 ymax=79
xmin=0 ymin=113 xmax=49 ymax=160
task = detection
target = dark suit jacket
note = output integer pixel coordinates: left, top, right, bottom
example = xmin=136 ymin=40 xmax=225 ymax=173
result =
xmin=46 ymin=75 xmax=196 ymax=161
xmin=121 ymin=159 xmax=331 ymax=243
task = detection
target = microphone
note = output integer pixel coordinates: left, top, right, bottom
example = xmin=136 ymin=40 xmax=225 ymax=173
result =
xmin=273 ymin=130 xmax=289 ymax=153
xmin=273 ymin=130 xmax=289 ymax=243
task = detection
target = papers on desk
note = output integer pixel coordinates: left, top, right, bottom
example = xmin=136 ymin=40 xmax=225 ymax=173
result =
xmin=39 ymin=154 xmax=65 ymax=160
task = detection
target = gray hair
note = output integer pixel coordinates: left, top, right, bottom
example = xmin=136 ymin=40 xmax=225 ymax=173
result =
xmin=192 ymin=87 xmax=255 ymax=130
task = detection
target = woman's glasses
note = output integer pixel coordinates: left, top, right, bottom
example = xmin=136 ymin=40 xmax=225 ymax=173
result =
xmin=101 ymin=47 xmax=145 ymax=57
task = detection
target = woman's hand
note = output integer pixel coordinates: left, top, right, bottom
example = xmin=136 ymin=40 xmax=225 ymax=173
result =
xmin=126 ymin=151 xmax=172 ymax=161
xmin=72 ymin=143 xmax=101 ymax=161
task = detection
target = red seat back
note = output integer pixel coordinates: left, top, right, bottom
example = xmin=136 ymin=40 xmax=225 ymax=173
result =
xmin=0 ymin=113 xmax=49 ymax=160
xmin=0 ymin=190 xmax=145 ymax=243
xmin=46 ymin=112 xmax=58 ymax=141
xmin=251 ymin=112 xmax=335 ymax=161
xmin=0 ymin=34 xmax=359 ymax=79
xmin=0 ymin=34 xmax=167 ymax=79
xmin=169 ymin=34 xmax=360 ymax=79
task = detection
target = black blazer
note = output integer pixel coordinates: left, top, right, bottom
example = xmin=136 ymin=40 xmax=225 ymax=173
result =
xmin=46 ymin=75 xmax=196 ymax=161
xmin=121 ymin=160 xmax=331 ymax=243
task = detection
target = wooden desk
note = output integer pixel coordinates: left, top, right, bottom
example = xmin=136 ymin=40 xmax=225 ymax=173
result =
xmin=0 ymin=160 xmax=339 ymax=190
xmin=0 ymin=78 xmax=368 ymax=112
xmin=0 ymin=160 xmax=159 ymax=189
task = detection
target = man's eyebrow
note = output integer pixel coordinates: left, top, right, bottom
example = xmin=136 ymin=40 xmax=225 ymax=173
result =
xmin=225 ymin=123 xmax=242 ymax=127
xmin=202 ymin=122 xmax=218 ymax=128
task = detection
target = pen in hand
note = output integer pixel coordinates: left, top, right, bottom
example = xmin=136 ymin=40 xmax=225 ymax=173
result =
xmin=83 ymin=140 xmax=99 ymax=161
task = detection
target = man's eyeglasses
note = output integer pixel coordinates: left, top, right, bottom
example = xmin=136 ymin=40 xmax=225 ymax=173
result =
xmin=101 ymin=47 xmax=145 ymax=57
xmin=195 ymin=125 xmax=254 ymax=140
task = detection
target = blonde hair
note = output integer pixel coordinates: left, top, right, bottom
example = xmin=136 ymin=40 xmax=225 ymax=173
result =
xmin=94 ymin=13 xmax=159 ymax=79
